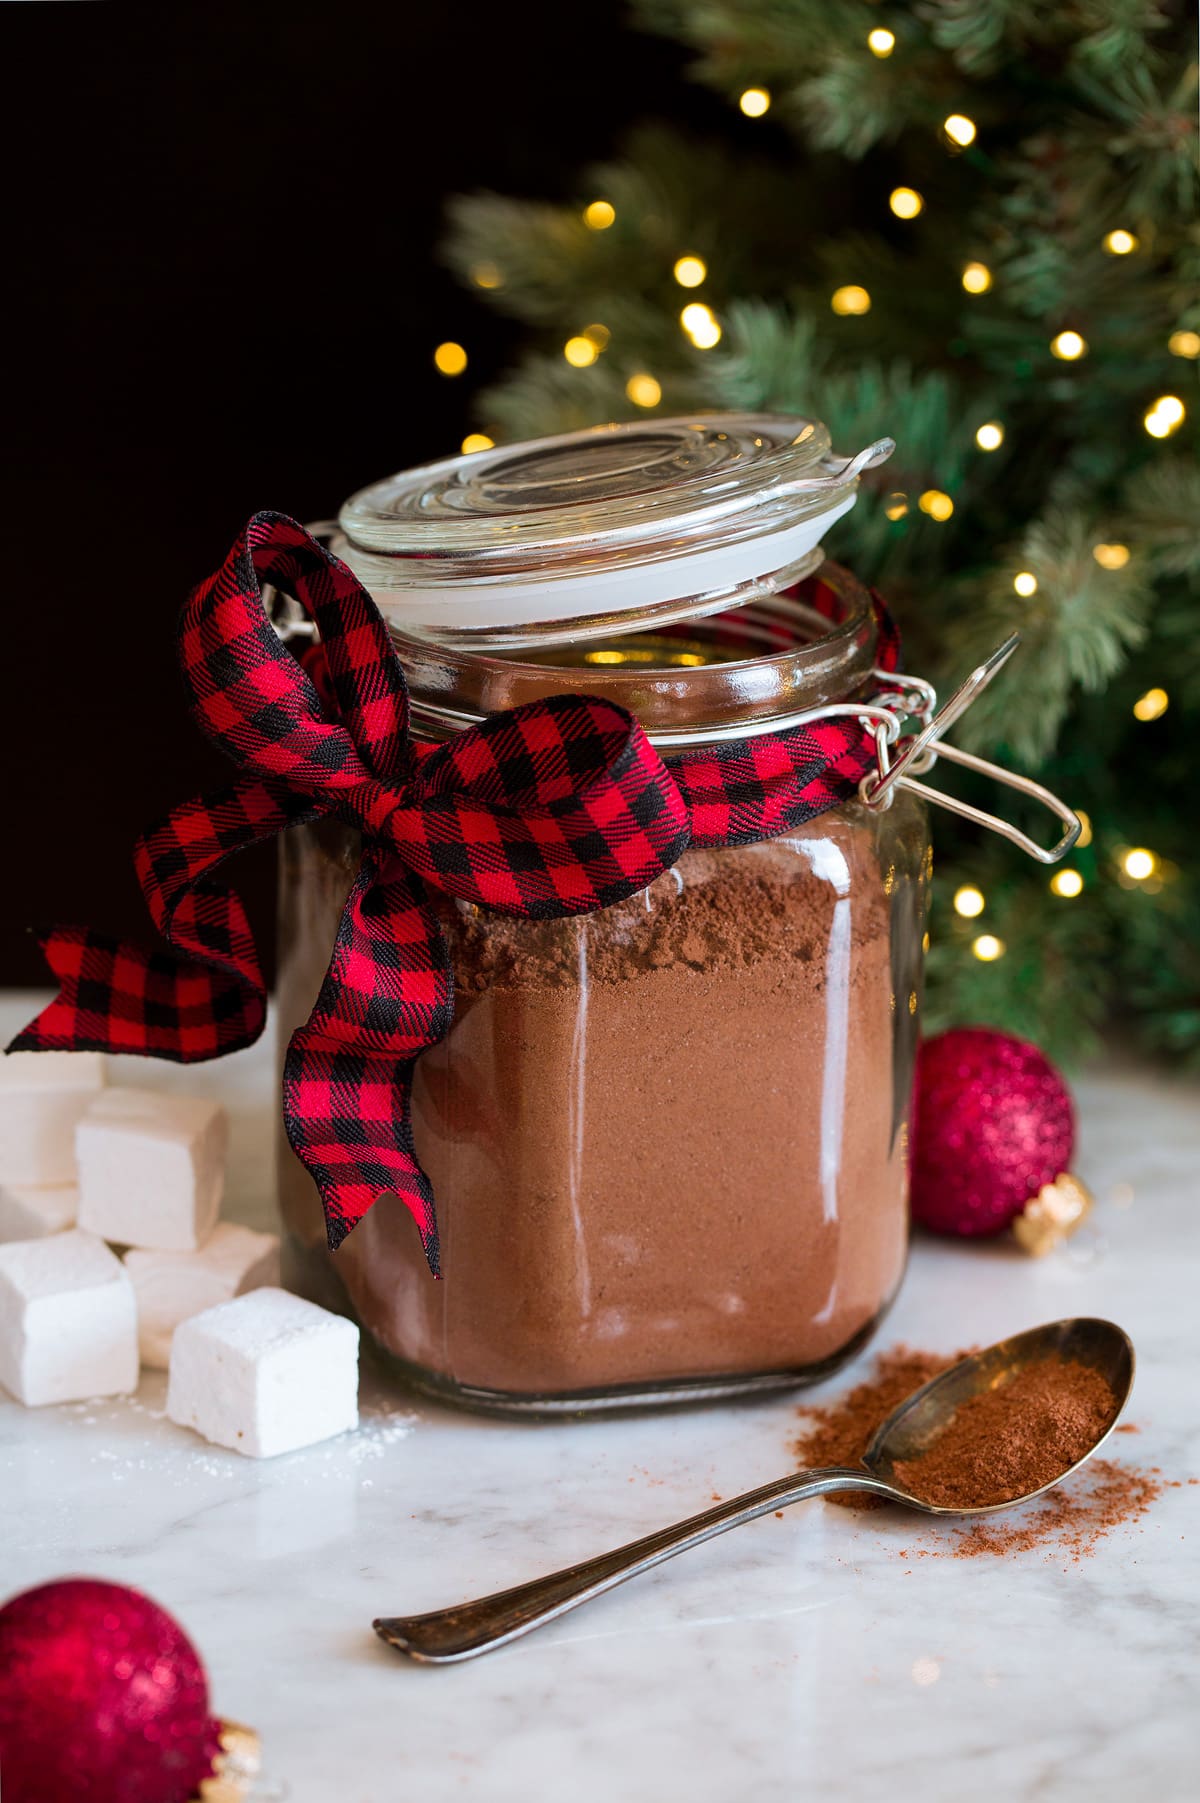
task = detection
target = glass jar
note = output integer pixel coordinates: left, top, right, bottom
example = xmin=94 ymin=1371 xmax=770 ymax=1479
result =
xmin=275 ymin=414 xmax=931 ymax=1414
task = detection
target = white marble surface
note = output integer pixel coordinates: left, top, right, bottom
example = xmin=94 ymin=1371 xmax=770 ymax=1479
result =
xmin=1 ymin=992 xmax=1197 ymax=1802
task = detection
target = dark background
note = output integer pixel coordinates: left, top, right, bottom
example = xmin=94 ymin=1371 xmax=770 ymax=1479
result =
xmin=2 ymin=1 xmax=722 ymax=984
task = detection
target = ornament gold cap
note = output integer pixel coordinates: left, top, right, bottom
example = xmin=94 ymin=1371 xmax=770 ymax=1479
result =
xmin=1012 ymin=1172 xmax=1093 ymax=1256
xmin=196 ymin=1720 xmax=262 ymax=1801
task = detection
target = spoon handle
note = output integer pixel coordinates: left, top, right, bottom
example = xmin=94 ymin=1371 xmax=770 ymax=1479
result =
xmin=374 ymin=1465 xmax=895 ymax=1663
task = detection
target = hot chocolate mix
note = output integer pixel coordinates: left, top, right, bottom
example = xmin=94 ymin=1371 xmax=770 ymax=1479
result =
xmin=277 ymin=809 xmax=920 ymax=1400
xmin=891 ymin=1355 xmax=1116 ymax=1507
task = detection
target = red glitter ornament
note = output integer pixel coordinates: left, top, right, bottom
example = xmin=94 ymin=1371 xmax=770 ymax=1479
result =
xmin=912 ymin=1028 xmax=1075 ymax=1237
xmin=0 ymin=1579 xmax=221 ymax=1803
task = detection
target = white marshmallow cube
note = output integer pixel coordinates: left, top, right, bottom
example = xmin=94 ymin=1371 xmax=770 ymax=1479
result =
xmin=77 ymin=1088 xmax=228 ymax=1251
xmin=125 ymin=1223 xmax=281 ymax=1368
xmin=0 ymin=1181 xmax=78 ymax=1241
xmin=0 ymin=1051 xmax=105 ymax=1186
xmin=0 ymin=1229 xmax=138 ymax=1406
xmin=167 ymin=1287 xmax=359 ymax=1458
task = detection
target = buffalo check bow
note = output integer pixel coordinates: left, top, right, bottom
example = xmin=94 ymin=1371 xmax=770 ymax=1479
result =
xmin=10 ymin=512 xmax=900 ymax=1271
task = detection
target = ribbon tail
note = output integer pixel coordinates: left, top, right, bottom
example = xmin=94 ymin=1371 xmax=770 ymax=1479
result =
xmin=8 ymin=776 xmax=313 ymax=1062
xmin=8 ymin=924 xmax=264 ymax=1062
xmin=282 ymin=1042 xmax=439 ymax=1270
xmin=280 ymin=847 xmax=452 ymax=1271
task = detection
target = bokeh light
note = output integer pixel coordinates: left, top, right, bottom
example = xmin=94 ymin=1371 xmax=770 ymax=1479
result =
xmin=433 ymin=341 xmax=467 ymax=376
xmin=673 ymin=256 xmax=707 ymax=287
xmin=831 ymin=284 xmax=871 ymax=315
xmin=918 ymin=489 xmax=954 ymax=521
xmin=626 ymin=373 xmax=662 ymax=408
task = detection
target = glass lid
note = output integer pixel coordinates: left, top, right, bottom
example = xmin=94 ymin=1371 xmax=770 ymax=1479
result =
xmin=334 ymin=412 xmax=893 ymax=649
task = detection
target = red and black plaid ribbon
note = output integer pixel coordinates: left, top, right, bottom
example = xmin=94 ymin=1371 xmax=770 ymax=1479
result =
xmin=10 ymin=513 xmax=899 ymax=1271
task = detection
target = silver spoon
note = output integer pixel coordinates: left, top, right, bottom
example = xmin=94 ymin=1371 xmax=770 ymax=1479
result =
xmin=374 ymin=1316 xmax=1133 ymax=1664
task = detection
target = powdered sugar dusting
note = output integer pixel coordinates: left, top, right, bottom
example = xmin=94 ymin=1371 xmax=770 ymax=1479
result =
xmin=49 ymin=1372 xmax=417 ymax=1483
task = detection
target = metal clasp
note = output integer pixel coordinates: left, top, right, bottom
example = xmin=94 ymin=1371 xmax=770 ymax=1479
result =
xmin=860 ymin=635 xmax=1081 ymax=865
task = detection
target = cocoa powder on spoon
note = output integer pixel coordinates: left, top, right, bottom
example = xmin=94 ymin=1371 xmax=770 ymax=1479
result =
xmin=892 ymin=1355 xmax=1116 ymax=1508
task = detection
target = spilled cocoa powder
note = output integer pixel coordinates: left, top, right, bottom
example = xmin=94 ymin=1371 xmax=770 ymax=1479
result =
xmin=793 ymin=1346 xmax=1165 ymax=1560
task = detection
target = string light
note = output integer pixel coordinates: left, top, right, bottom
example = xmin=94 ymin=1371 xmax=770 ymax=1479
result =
xmin=884 ymin=492 xmax=909 ymax=520
xmin=673 ymin=255 xmax=707 ymax=287
xmin=961 ymin=261 xmax=992 ymax=294
xmin=1093 ymin=542 xmax=1130 ymax=569
xmin=433 ymin=341 xmax=467 ymax=376
xmin=918 ymin=489 xmax=954 ymax=521
xmin=1122 ymin=848 xmax=1156 ymax=881
xmin=582 ymin=323 xmax=611 ymax=349
xmin=626 ymin=373 xmax=662 ymax=408
xmin=975 ymin=421 xmax=1004 ymax=450
xmin=1132 ymin=687 xmax=1169 ymax=721
xmin=954 ymin=885 xmax=985 ymax=918
xmin=461 ymin=433 xmax=494 ymax=454
xmin=972 ymin=934 xmax=1005 ymax=961
xmin=1050 ymin=869 xmax=1084 ymax=898
xmin=868 ymin=27 xmax=895 ymax=56
xmin=831 ymin=284 xmax=871 ymax=315
xmin=739 ymin=87 xmax=771 ymax=116
xmin=1013 ymin=571 xmax=1038 ymax=596
xmin=1102 ymin=229 xmax=1138 ymax=256
xmin=584 ymin=646 xmax=705 ymax=668
xmin=1051 ymin=330 xmax=1087 ymax=360
xmin=1144 ymin=394 xmax=1185 ymax=437
xmin=583 ymin=200 xmax=615 ymax=230
xmin=943 ymin=114 xmax=977 ymax=147
xmin=889 ymin=187 xmax=924 ymax=219
xmin=1075 ymin=810 xmax=1093 ymax=848
xmin=564 ymin=336 xmax=599 ymax=367
xmin=1168 ymin=330 xmax=1200 ymax=359
xmin=680 ymin=302 xmax=722 ymax=348
xmin=469 ymin=261 xmax=504 ymax=290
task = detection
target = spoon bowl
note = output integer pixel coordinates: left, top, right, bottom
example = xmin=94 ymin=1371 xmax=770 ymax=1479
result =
xmin=375 ymin=1315 xmax=1134 ymax=1662
xmin=863 ymin=1315 xmax=1134 ymax=1513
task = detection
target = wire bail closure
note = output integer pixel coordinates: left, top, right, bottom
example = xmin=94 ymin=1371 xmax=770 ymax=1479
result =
xmin=859 ymin=635 xmax=1081 ymax=865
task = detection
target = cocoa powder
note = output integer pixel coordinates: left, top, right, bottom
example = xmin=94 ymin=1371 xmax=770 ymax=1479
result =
xmin=794 ymin=1346 xmax=1163 ymax=1559
xmin=950 ymin=1458 xmax=1166 ymax=1561
xmin=892 ymin=1356 xmax=1116 ymax=1508
xmin=277 ymin=811 xmax=922 ymax=1400
xmin=793 ymin=1347 xmax=954 ymax=1507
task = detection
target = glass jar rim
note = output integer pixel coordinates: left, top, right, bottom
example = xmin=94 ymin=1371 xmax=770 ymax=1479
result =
xmin=393 ymin=560 xmax=877 ymax=751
